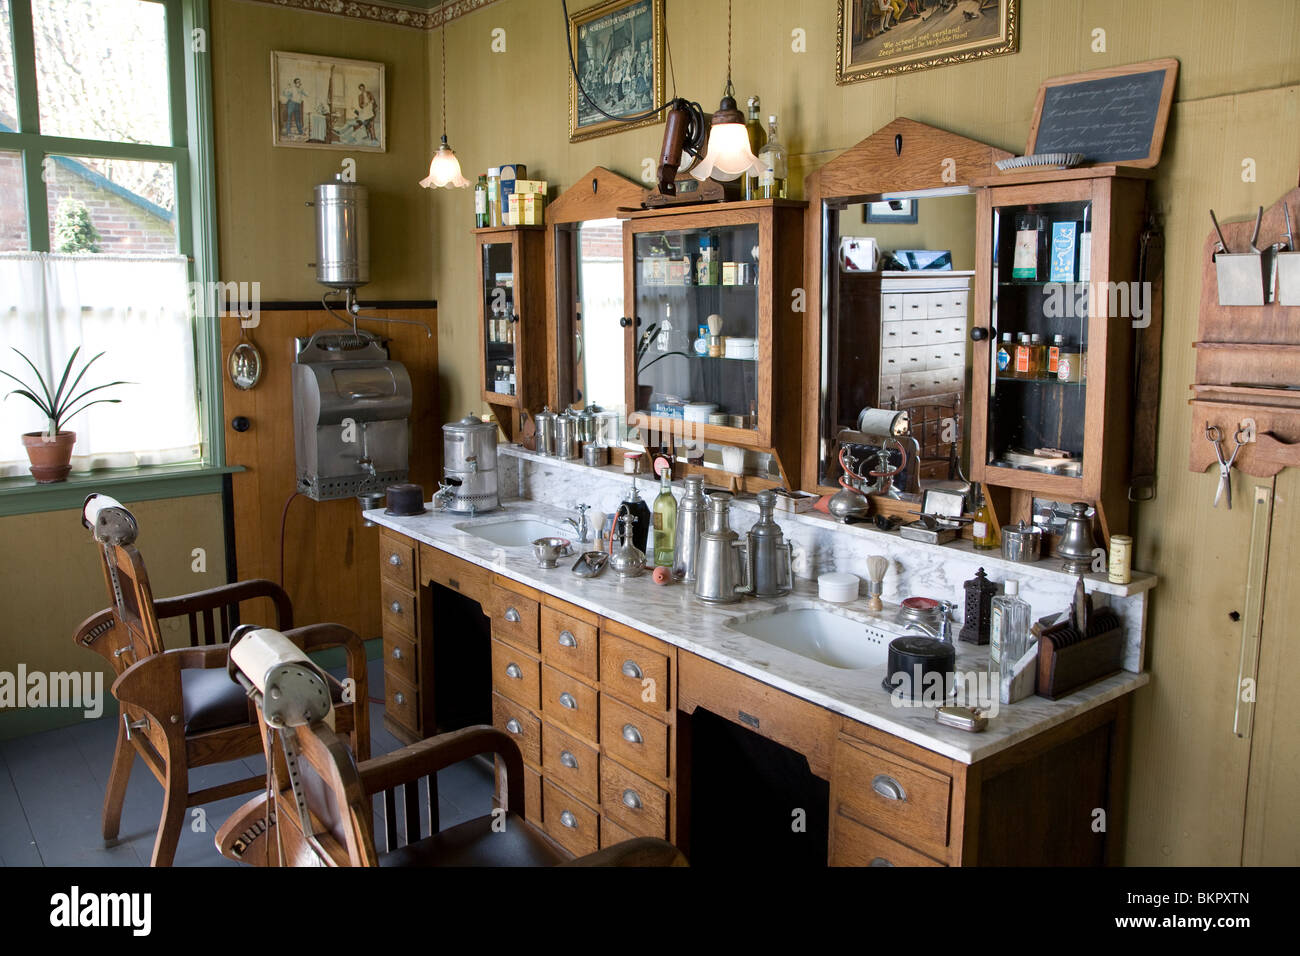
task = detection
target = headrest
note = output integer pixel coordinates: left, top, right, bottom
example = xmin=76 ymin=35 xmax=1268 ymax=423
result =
xmin=82 ymin=493 xmax=139 ymax=546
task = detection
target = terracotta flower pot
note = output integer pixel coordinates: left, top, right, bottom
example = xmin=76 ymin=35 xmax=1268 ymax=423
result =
xmin=21 ymin=430 xmax=76 ymax=483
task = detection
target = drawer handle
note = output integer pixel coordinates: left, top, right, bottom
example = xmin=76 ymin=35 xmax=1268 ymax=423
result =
xmin=505 ymin=718 xmax=522 ymax=735
xmin=557 ymin=630 xmax=577 ymax=648
xmin=560 ymin=810 xmax=578 ymax=829
xmin=391 ymin=646 xmax=403 ymax=661
xmin=559 ymin=692 xmax=577 ymax=710
xmin=622 ymin=723 xmax=643 ymax=745
xmin=622 ymin=789 xmax=642 ymax=811
xmin=504 ymin=607 xmax=521 ymax=624
xmin=388 ymin=553 xmax=402 ymax=566
xmin=505 ymin=663 xmax=523 ymax=680
xmin=389 ymin=601 xmax=402 ymax=614
xmin=621 ymin=660 xmax=643 ymax=680
xmin=870 ymin=857 xmax=895 ymax=867
xmin=871 ymin=774 xmax=906 ymax=802
xmin=393 ymin=691 xmax=405 ymax=706
xmin=560 ymin=750 xmax=578 ymax=769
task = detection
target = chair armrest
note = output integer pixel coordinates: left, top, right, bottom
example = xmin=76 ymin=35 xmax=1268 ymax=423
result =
xmin=357 ymin=725 xmax=524 ymax=814
xmin=214 ymin=792 xmax=280 ymax=866
xmin=72 ymin=608 xmax=127 ymax=670
xmin=282 ymin=622 xmax=370 ymax=761
xmin=562 ymin=837 xmax=689 ymax=868
xmin=153 ymin=579 xmax=294 ymax=630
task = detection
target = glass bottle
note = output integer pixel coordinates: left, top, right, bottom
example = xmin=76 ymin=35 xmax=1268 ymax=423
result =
xmin=1029 ymin=334 xmax=1047 ymax=378
xmin=1014 ymin=333 xmax=1032 ymax=379
xmin=651 ymin=469 xmax=678 ymax=568
xmin=1048 ymin=333 xmax=1064 ymax=377
xmin=996 ymin=332 xmax=1013 ymax=376
xmin=992 ymin=580 xmax=1032 ymax=705
xmin=972 ymin=483 xmax=999 ymax=551
xmin=617 ymin=476 xmax=652 ymax=554
xmin=474 ymin=175 xmax=488 ymax=228
xmin=744 ymin=95 xmax=767 ymax=201
xmin=757 ymin=115 xmax=787 ymax=199
xmin=486 ymin=167 xmax=501 ymax=227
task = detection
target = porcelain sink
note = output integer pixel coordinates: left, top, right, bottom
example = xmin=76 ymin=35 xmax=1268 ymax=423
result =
xmin=454 ymin=516 xmax=573 ymax=548
xmin=724 ymin=605 xmax=891 ymax=670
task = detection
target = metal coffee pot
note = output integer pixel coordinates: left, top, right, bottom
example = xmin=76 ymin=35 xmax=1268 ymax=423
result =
xmin=693 ymin=494 xmax=753 ymax=604
xmin=1057 ymin=501 xmax=1095 ymax=574
xmin=746 ymin=489 xmax=794 ymax=597
xmin=672 ymin=475 xmax=707 ymax=583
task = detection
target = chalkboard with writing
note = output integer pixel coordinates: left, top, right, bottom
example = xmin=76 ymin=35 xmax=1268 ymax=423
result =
xmin=1027 ymin=59 xmax=1178 ymax=168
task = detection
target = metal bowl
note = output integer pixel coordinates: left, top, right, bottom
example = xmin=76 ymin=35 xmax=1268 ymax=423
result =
xmin=533 ymin=537 xmax=573 ymax=568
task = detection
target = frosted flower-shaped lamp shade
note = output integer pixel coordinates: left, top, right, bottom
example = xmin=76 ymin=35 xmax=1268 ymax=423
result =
xmin=420 ymin=137 xmax=469 ymax=189
xmin=691 ymin=96 xmax=762 ymax=183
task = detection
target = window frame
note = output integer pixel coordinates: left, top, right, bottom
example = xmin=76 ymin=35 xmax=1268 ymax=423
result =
xmin=0 ymin=0 xmax=227 ymax=512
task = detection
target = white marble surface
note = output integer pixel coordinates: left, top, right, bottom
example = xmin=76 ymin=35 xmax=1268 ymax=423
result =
xmin=367 ymin=492 xmax=1150 ymax=765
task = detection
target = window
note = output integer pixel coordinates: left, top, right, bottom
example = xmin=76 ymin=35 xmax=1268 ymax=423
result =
xmin=0 ymin=0 xmax=217 ymax=478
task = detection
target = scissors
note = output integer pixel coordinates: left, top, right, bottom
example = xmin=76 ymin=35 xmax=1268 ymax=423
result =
xmin=1206 ymin=424 xmax=1247 ymax=509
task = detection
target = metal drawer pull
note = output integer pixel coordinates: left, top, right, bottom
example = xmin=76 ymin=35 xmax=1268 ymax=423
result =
xmin=560 ymin=810 xmax=578 ymax=829
xmin=505 ymin=718 xmax=522 ymax=735
xmin=622 ymin=723 xmax=643 ymax=744
xmin=388 ymin=553 xmax=402 ymax=566
xmin=389 ymin=601 xmax=402 ymax=614
xmin=559 ymin=692 xmax=577 ymax=710
xmin=560 ymin=750 xmax=578 ymax=769
xmin=504 ymin=607 xmax=521 ymax=623
xmin=871 ymin=774 xmax=906 ymax=801
xmin=558 ymin=630 xmax=577 ymax=648
xmin=870 ymin=857 xmax=894 ymax=867
xmin=391 ymin=646 xmax=403 ymax=660
xmin=621 ymin=660 xmax=643 ymax=680
xmin=505 ymin=663 xmax=523 ymax=680
xmin=622 ymin=789 xmax=642 ymax=810
xmin=393 ymin=692 xmax=405 ymax=706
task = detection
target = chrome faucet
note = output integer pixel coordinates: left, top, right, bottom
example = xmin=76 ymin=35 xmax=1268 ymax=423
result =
xmin=564 ymin=503 xmax=592 ymax=543
xmin=903 ymin=601 xmax=956 ymax=643
xmin=433 ymin=476 xmax=462 ymax=511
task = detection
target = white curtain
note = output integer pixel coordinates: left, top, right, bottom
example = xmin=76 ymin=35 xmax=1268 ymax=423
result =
xmin=0 ymin=252 xmax=201 ymax=477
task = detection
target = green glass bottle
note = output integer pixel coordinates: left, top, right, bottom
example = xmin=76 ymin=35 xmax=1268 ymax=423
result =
xmin=651 ymin=469 xmax=678 ymax=568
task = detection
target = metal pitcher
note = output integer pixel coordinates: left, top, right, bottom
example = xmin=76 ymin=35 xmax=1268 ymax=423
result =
xmin=746 ymin=489 xmax=794 ymax=597
xmin=672 ymin=476 xmax=708 ymax=583
xmin=693 ymin=494 xmax=752 ymax=604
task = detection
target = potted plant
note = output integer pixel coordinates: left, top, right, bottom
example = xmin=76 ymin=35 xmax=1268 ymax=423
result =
xmin=2 ymin=347 xmax=129 ymax=483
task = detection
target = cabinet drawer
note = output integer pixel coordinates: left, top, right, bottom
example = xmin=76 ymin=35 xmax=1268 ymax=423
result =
xmin=926 ymin=289 xmax=968 ymax=319
xmin=900 ymin=319 xmax=929 ymax=347
xmin=540 ymin=606 xmax=598 ymax=684
xmin=382 ymin=631 xmax=418 ymax=688
xmin=881 ymin=345 xmax=927 ymax=375
xmin=924 ymin=347 xmax=965 ymax=372
xmin=925 ymin=320 xmax=966 ymax=346
xmin=878 ymin=373 xmax=901 ymax=406
xmin=524 ymin=765 xmax=543 ymax=827
xmin=491 ymin=639 xmax=540 ymax=710
xmin=385 ymin=672 xmax=419 ymax=735
xmin=601 ymin=814 xmax=637 ymax=849
xmin=543 ymin=779 xmax=599 ymax=858
xmin=833 ymin=734 xmax=951 ymax=857
xmin=420 ymin=543 xmax=490 ymax=601
xmin=901 ymin=369 xmax=961 ymax=399
xmin=600 ymin=757 xmax=669 ymax=839
xmin=880 ymin=293 xmax=904 ymax=322
xmin=540 ymin=664 xmax=599 ymax=741
xmin=542 ymin=721 xmax=600 ymax=805
xmin=487 ymin=585 xmax=539 ymax=654
xmin=900 ymin=293 xmax=928 ymax=320
xmin=880 ymin=322 xmax=906 ymax=348
xmin=599 ymin=630 xmax=671 ymax=716
xmin=492 ymin=691 xmax=541 ymax=767
xmin=380 ymin=580 xmax=416 ymax=638
xmin=380 ymin=533 xmax=416 ymax=590
xmin=600 ymin=694 xmax=670 ymax=781
xmin=831 ymin=811 xmax=944 ymax=867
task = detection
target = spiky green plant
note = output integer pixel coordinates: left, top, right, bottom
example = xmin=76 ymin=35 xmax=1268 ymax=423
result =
xmin=54 ymin=199 xmax=102 ymax=254
xmin=2 ymin=347 xmax=130 ymax=435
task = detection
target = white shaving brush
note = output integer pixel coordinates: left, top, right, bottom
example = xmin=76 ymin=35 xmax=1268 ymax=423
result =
xmin=865 ymin=555 xmax=889 ymax=611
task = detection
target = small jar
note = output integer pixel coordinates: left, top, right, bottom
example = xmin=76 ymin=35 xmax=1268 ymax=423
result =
xmin=1108 ymin=534 xmax=1133 ymax=585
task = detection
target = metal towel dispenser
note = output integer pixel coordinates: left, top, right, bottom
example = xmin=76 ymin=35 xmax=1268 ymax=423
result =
xmin=292 ymin=329 xmax=412 ymax=500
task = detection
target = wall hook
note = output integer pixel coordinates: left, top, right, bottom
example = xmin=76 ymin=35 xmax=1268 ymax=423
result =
xmin=592 ymin=177 xmax=599 ymax=194
xmin=895 ymin=134 xmax=902 ymax=156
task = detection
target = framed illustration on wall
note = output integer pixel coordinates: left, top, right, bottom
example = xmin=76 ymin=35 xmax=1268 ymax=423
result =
xmin=836 ymin=0 xmax=1018 ymax=85
xmin=271 ymin=51 xmax=386 ymax=151
xmin=865 ymin=199 xmax=918 ymax=223
xmin=568 ymin=0 xmax=665 ymax=143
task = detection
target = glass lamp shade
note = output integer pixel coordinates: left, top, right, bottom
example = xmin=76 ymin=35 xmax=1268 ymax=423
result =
xmin=419 ymin=138 xmax=469 ymax=189
xmin=691 ymin=95 xmax=762 ymax=182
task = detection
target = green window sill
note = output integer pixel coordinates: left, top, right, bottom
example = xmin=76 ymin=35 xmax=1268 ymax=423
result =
xmin=0 ymin=463 xmax=243 ymax=517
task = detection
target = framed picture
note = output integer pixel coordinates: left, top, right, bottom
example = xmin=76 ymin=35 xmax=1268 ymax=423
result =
xmin=865 ymin=199 xmax=918 ymax=224
xmin=271 ymin=51 xmax=386 ymax=152
xmin=836 ymin=0 xmax=1019 ymax=85
xmin=568 ymin=0 xmax=665 ymax=144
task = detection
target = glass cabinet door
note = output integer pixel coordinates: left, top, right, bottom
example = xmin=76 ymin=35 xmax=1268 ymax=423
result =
xmin=632 ymin=222 xmax=760 ymax=430
xmin=986 ymin=199 xmax=1092 ymax=476
xmin=481 ymin=239 xmax=518 ymax=399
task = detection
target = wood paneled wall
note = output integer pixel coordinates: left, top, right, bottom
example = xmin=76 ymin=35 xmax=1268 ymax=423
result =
xmin=219 ymin=306 xmax=440 ymax=640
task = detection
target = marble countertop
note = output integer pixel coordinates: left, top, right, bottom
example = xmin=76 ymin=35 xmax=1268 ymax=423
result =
xmin=367 ymin=497 xmax=1149 ymax=765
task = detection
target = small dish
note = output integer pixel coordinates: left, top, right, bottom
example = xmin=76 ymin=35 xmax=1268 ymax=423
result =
xmin=533 ymin=536 xmax=573 ymax=568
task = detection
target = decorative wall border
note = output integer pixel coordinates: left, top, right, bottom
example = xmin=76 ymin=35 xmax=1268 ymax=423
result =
xmin=234 ymin=0 xmax=502 ymax=31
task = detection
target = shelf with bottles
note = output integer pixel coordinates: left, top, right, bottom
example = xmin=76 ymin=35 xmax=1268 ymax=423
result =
xmin=474 ymin=225 xmax=545 ymax=414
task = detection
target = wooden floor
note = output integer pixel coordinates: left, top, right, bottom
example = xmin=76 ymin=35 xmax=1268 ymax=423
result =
xmin=0 ymin=661 xmax=493 ymax=867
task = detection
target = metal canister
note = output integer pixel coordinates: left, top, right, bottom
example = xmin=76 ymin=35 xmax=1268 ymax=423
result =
xmin=554 ymin=409 xmax=580 ymax=459
xmin=534 ymin=406 xmax=557 ymax=457
xmin=1108 ymin=534 xmax=1133 ymax=585
xmin=672 ymin=476 xmax=708 ymax=583
xmin=746 ymin=489 xmax=794 ymax=597
xmin=576 ymin=405 xmax=599 ymax=444
xmin=310 ymin=176 xmax=370 ymax=289
xmin=440 ymin=415 xmax=499 ymax=513
xmin=1000 ymin=521 xmax=1042 ymax=563
xmin=583 ymin=443 xmax=609 ymax=467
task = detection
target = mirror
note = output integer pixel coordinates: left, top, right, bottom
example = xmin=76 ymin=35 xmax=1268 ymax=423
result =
xmin=818 ymin=187 xmax=978 ymax=493
xmin=555 ymin=216 xmax=626 ymax=412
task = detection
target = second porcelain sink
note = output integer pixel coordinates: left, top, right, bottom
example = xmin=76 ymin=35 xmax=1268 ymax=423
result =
xmin=724 ymin=604 xmax=892 ymax=670
xmin=454 ymin=516 xmax=572 ymax=548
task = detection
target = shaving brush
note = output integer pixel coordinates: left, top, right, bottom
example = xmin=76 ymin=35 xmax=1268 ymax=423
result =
xmin=865 ymin=555 xmax=889 ymax=611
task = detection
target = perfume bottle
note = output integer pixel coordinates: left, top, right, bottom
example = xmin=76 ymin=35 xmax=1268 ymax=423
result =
xmin=744 ymin=95 xmax=766 ymax=201
xmin=991 ymin=580 xmax=1032 ymax=705
xmin=651 ymin=469 xmax=678 ymax=568
xmin=757 ymin=115 xmax=788 ymax=199
xmin=996 ymin=332 xmax=1013 ymax=376
xmin=972 ymin=483 xmax=999 ymax=551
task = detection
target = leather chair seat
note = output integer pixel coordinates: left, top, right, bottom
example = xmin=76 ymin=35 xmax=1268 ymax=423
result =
xmin=181 ymin=668 xmax=252 ymax=734
xmin=378 ymin=812 xmax=567 ymax=867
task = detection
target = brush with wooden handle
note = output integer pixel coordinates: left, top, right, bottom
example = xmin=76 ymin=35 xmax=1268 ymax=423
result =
xmin=865 ymin=555 xmax=889 ymax=611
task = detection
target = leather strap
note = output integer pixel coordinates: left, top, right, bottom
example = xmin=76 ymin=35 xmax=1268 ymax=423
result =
xmin=1130 ymin=215 xmax=1164 ymax=501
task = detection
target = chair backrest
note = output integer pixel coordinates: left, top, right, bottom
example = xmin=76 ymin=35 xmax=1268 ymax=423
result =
xmin=82 ymin=496 xmax=168 ymax=674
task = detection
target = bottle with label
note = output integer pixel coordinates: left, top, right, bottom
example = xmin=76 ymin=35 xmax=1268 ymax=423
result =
xmin=744 ymin=95 xmax=767 ymax=201
xmin=474 ymin=175 xmax=488 ymax=228
xmin=1029 ymin=334 xmax=1047 ymax=379
xmin=486 ymin=167 xmax=501 ymax=227
xmin=651 ymin=469 xmax=678 ymax=568
xmin=1048 ymin=334 xmax=1064 ymax=376
xmin=1057 ymin=342 xmax=1085 ymax=383
xmin=972 ymin=483 xmax=999 ymax=551
xmin=996 ymin=332 xmax=1013 ymax=375
xmin=757 ymin=115 xmax=788 ymax=199
xmin=992 ymin=580 xmax=1032 ymax=705
xmin=1014 ymin=333 xmax=1032 ymax=378
xmin=1011 ymin=209 xmax=1048 ymax=281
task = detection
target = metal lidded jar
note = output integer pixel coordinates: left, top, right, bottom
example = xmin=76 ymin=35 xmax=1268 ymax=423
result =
xmin=554 ymin=409 xmax=580 ymax=459
xmin=672 ymin=475 xmax=708 ymax=583
xmin=441 ymin=414 xmax=499 ymax=513
xmin=534 ymin=406 xmax=557 ymax=457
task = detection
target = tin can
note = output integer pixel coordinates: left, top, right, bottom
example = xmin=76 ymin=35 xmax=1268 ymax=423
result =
xmin=1108 ymin=534 xmax=1133 ymax=585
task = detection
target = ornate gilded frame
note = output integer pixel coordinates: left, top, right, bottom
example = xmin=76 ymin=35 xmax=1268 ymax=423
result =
xmin=568 ymin=0 xmax=665 ymax=144
xmin=835 ymin=0 xmax=1018 ymax=85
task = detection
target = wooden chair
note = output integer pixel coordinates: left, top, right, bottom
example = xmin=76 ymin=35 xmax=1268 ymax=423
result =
xmin=73 ymin=494 xmax=370 ymax=866
xmin=215 ymin=713 xmax=687 ymax=868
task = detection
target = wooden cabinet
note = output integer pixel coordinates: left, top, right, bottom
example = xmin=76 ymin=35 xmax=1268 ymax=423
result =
xmin=378 ymin=529 xmax=429 ymax=740
xmin=474 ymin=225 xmax=546 ymax=415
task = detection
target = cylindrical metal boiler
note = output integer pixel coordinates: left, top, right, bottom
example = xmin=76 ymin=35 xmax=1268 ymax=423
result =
xmin=312 ymin=176 xmax=370 ymax=289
